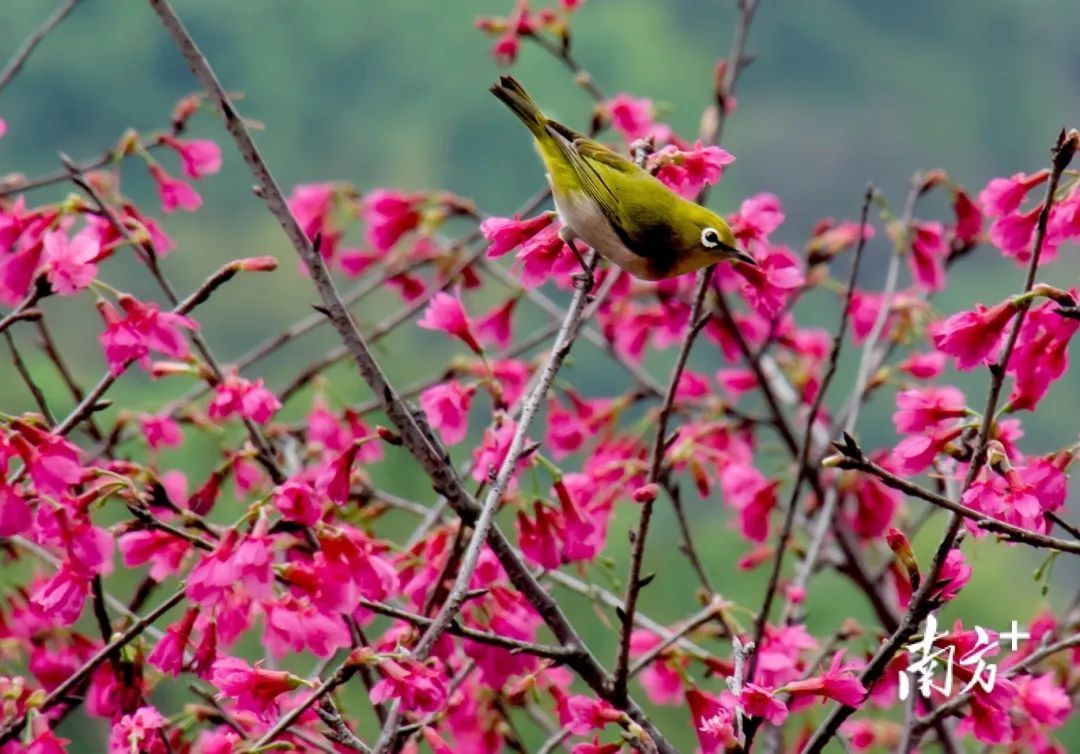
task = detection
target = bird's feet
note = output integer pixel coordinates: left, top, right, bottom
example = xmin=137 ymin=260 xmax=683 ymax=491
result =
xmin=571 ymin=269 xmax=595 ymax=293
xmin=565 ymin=237 xmax=594 ymax=293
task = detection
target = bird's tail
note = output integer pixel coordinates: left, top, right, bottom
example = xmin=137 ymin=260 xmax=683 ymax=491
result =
xmin=490 ymin=75 xmax=547 ymax=139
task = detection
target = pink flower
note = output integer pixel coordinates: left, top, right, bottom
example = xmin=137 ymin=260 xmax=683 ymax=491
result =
xmin=187 ymin=529 xmax=274 ymax=605
xmin=652 ymin=141 xmax=734 ymax=198
xmin=207 ymin=373 xmax=281 ymax=424
xmin=25 ymin=718 xmax=69 ymax=754
xmin=418 ymin=292 xmax=484 ymax=354
xmin=481 ymin=212 xmax=554 ymax=258
xmin=272 ymin=479 xmax=323 ymax=526
xmin=475 ymin=296 xmax=518 ymax=349
xmin=720 ymin=463 xmax=779 ymax=542
xmin=362 ymin=189 xmax=423 ymax=252
xmin=210 ymin=656 xmax=302 ymax=717
xmin=108 ymin=706 xmax=168 ymax=754
xmin=932 ymin=548 xmax=972 ymax=603
xmin=288 ymin=182 xmax=340 ymax=256
xmin=979 ymin=170 xmax=1048 ymax=217
xmin=492 ymin=33 xmax=520 ymax=65
xmin=554 ymin=477 xmax=602 ymax=562
xmin=0 ymin=482 xmax=32 ymax=537
xmin=472 ymin=419 xmax=526 ymax=483
xmin=419 ymin=380 xmax=475 ymax=445
xmin=909 ymin=220 xmax=947 ymax=291
xmin=603 ymin=93 xmax=671 ymax=143
xmin=119 ymin=529 xmax=190 ymax=582
xmin=148 ymin=608 xmax=198 ymax=677
xmin=898 ymin=351 xmax=945 ymax=379
xmin=1007 ymin=299 xmax=1078 ymax=410
xmin=686 ymin=688 xmax=738 ymax=754
xmin=31 ymin=564 xmax=90 ymax=625
xmin=732 ymin=246 xmax=805 ymax=317
xmin=1015 ymin=672 xmax=1071 ymax=727
xmin=8 ymin=420 xmax=83 ymax=496
xmin=97 ymin=294 xmax=197 ymax=375
xmin=562 ymin=695 xmax=622 ymax=735
xmin=807 ymin=218 xmax=875 ymax=260
xmin=517 ymin=501 xmax=562 ymax=570
xmin=0 ymin=119 xmax=6 ymax=138
xmin=989 ymin=205 xmax=1040 ymax=258
xmin=0 ymin=237 xmax=44 ymax=306
xmin=629 ymin=630 xmax=685 ymax=705
xmin=845 ymin=467 xmax=899 ymax=539
xmin=148 ymin=163 xmax=202 ymax=213
xmin=739 ymin=683 xmax=788 ymax=724
xmin=41 ymin=228 xmax=99 ymax=295
xmin=952 ymin=188 xmax=982 ymax=244
xmin=158 ymin=134 xmax=222 ymax=179
xmin=513 ymin=224 xmax=580 ymax=288
xmin=893 ymin=386 xmax=967 ymax=433
xmin=890 ymin=427 xmax=961 ymax=475
xmin=730 ymin=193 xmax=785 ymax=245
xmin=931 ymin=298 xmax=1019 ymax=370
xmin=262 ymin=595 xmax=350 ymax=658
xmin=315 ymin=527 xmax=399 ymax=606
xmin=783 ymin=651 xmax=867 ymax=707
xmin=370 ymin=657 xmax=447 ymax=715
xmin=139 ymin=412 xmax=183 ymax=449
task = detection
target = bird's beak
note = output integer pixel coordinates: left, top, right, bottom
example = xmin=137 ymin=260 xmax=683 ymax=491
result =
xmin=721 ymin=242 xmax=757 ymax=266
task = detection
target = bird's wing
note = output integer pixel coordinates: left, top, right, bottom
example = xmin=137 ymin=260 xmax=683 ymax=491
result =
xmin=542 ymin=126 xmax=620 ymax=218
xmin=544 ymin=121 xmax=674 ymax=260
xmin=574 ymin=139 xmax=676 ymax=259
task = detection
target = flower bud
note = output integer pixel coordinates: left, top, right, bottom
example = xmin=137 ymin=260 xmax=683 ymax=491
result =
xmin=233 ymin=255 xmax=279 ymax=272
xmin=885 ymin=527 xmax=920 ymax=591
xmin=632 ymin=483 xmax=659 ymax=504
xmin=115 ymin=128 xmax=141 ymax=157
xmin=376 ymin=425 xmax=403 ymax=446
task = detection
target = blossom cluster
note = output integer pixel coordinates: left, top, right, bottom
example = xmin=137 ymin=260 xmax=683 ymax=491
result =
xmin=1 ymin=2 xmax=1079 ymax=754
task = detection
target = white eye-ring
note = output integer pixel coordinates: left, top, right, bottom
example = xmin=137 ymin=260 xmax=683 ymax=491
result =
xmin=701 ymin=227 xmax=721 ymax=248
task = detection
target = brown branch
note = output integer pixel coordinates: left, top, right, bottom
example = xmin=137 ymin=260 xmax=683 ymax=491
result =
xmin=35 ymin=319 xmax=105 ymax=441
xmin=359 ymin=599 xmax=581 ymax=662
xmin=246 ymin=663 xmax=357 ymax=752
xmin=0 ymin=289 xmax=46 ymax=336
xmin=4 ymin=329 xmax=55 ymax=424
xmin=0 ymin=0 xmax=83 ymax=93
xmin=828 ymin=454 xmax=1080 ymax=556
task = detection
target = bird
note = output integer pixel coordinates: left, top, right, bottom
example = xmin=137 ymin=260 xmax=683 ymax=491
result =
xmin=490 ymin=75 xmax=755 ymax=284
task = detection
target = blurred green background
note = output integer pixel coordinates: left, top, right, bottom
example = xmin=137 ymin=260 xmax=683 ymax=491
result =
xmin=2 ymin=0 xmax=1080 ymax=751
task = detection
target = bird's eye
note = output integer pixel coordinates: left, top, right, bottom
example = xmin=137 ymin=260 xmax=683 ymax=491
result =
xmin=701 ymin=227 xmax=720 ymax=248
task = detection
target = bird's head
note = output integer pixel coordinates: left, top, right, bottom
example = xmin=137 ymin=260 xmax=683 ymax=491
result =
xmin=673 ymin=204 xmax=756 ymax=272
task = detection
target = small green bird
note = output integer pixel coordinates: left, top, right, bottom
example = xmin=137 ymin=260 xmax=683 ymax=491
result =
xmin=490 ymin=75 xmax=755 ymax=282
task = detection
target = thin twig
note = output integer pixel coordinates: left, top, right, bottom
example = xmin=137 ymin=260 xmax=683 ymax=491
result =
xmin=4 ymin=329 xmax=55 ymax=424
xmin=746 ymin=185 xmax=873 ymax=685
xmin=0 ymin=0 xmax=83 ymax=93
xmin=614 ymin=267 xmax=713 ymax=704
